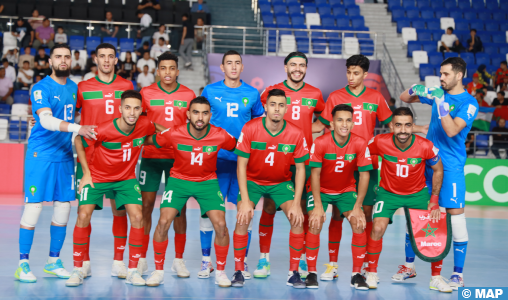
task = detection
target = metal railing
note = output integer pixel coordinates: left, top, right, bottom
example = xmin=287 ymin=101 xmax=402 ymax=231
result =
xmin=0 ymin=114 xmax=31 ymax=144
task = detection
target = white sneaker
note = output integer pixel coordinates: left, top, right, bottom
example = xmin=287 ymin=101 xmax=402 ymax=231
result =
xmin=253 ymin=258 xmax=271 ymax=278
xmin=14 ymin=262 xmax=37 ymax=283
xmin=215 ymin=270 xmax=232 ymax=287
xmin=146 ymin=270 xmax=164 ymax=287
xmin=171 ymin=258 xmax=190 ymax=278
xmin=111 ymin=260 xmax=128 ymax=279
xmin=366 ymin=272 xmax=379 ymax=289
xmin=137 ymin=258 xmax=149 ymax=275
xmin=126 ymin=269 xmax=146 ymax=286
xmin=43 ymin=259 xmax=71 ymax=279
xmin=82 ymin=261 xmax=92 ymax=278
xmin=198 ymin=258 xmax=214 ymax=279
xmin=65 ymin=268 xmax=84 ymax=287
xmin=430 ymin=275 xmax=453 ymax=293
xmin=320 ymin=262 xmax=338 ymax=281
xmin=449 ymin=273 xmax=464 ymax=290
xmin=242 ymin=262 xmax=251 ymax=280
xmin=392 ymin=264 xmax=417 ymax=282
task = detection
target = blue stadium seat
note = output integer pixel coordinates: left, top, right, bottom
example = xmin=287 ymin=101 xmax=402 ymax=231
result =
xmin=20 ymin=48 xmax=37 ymax=56
xmin=454 ymin=19 xmax=469 ymax=30
xmin=492 ymin=11 xmax=507 ymax=20
xmin=428 ymin=51 xmax=443 ymax=65
xmin=463 ymin=77 xmax=473 ymax=86
xmin=292 ymin=15 xmax=305 ymax=25
xmin=315 ymin=0 xmax=328 ymax=5
xmin=417 ymin=29 xmax=432 ymax=41
xmin=310 ymin=25 xmax=324 ymax=38
xmin=431 ymin=1 xmax=445 ymax=9
xmin=360 ymin=43 xmax=375 ymax=56
xmin=273 ymin=4 xmax=287 ymax=15
xmin=461 ymin=52 xmax=475 ymax=65
xmin=464 ymin=11 xmax=477 ymax=21
xmin=411 ymin=20 xmax=426 ymax=30
xmin=330 ymin=0 xmax=343 ymax=6
xmin=486 ymin=0 xmax=500 ymax=8
xmin=421 ymin=41 xmax=436 ymax=52
xmin=336 ymin=17 xmax=351 ymax=28
xmin=312 ymin=38 xmax=327 ymax=54
xmin=426 ymin=19 xmax=441 ymax=30
xmin=483 ymin=42 xmax=498 ymax=54
xmin=13 ymin=90 xmax=29 ymax=104
xmin=260 ymin=4 xmax=272 ymax=14
xmin=347 ymin=6 xmax=360 ymax=16
xmin=388 ymin=2 xmax=402 ymax=12
xmin=329 ymin=41 xmax=342 ymax=54
xmin=351 ymin=16 xmax=365 ymax=28
xmin=296 ymin=39 xmax=310 ymax=53
xmin=470 ymin=20 xmax=485 ymax=31
xmin=432 ymin=64 xmax=441 ymax=76
xmin=444 ymin=52 xmax=459 ymax=60
xmin=391 ymin=8 xmax=405 ymax=22
xmin=303 ymin=4 xmax=317 ymax=14
xmin=293 ymin=24 xmax=308 ymax=38
xmin=472 ymin=0 xmax=485 ymax=9
xmin=333 ymin=6 xmax=347 ymax=17
xmin=69 ymin=36 xmax=85 ymax=50
xmin=103 ymin=37 xmax=118 ymax=46
xmin=500 ymin=22 xmax=508 ymax=31
xmin=419 ymin=64 xmax=435 ymax=81
xmin=434 ymin=9 xmax=449 ymax=19
xmin=0 ymin=103 xmax=10 ymax=120
xmin=288 ymin=5 xmax=301 ymax=16
xmin=119 ymin=38 xmax=134 ymax=52
xmin=492 ymin=33 xmax=506 ymax=44
xmin=466 ymin=64 xmax=478 ymax=77
xmin=86 ymin=37 xmax=101 ymax=54
xmin=9 ymin=122 xmax=28 ymax=141
xmin=444 ymin=1 xmax=456 ymax=9
xmin=475 ymin=134 xmax=490 ymax=154
xmin=402 ymin=0 xmax=416 ymax=8
xmin=343 ymin=0 xmax=356 ymax=6
xmin=491 ymin=54 xmax=506 ymax=66
xmin=417 ymin=0 xmax=429 ymax=9
xmin=454 ymin=30 xmax=470 ymax=41
xmin=485 ymin=22 xmax=499 ymax=32
xmin=431 ymin=29 xmax=444 ymax=41
xmin=498 ymin=44 xmax=508 ymax=54
xmin=406 ymin=7 xmax=419 ymax=19
xmin=478 ymin=11 xmax=492 ymax=20
xmin=272 ymin=0 xmax=285 ymax=5
xmin=486 ymin=64 xmax=497 ymax=74
xmin=318 ymin=5 xmax=333 ymax=15
xmin=276 ymin=15 xmax=290 ymax=25
xmin=450 ymin=11 xmax=463 ymax=20
xmin=262 ymin=13 xmax=274 ymax=24
xmin=421 ymin=9 xmax=434 ymax=19
xmin=407 ymin=41 xmax=421 ymax=57
xmin=458 ymin=0 xmax=471 ymax=9
xmin=480 ymin=32 xmax=492 ymax=42
xmin=397 ymin=18 xmax=411 ymax=33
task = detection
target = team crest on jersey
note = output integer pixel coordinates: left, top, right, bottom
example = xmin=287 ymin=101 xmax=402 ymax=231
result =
xmin=365 ymin=103 xmax=376 ymax=113
xmin=134 ymin=185 xmax=141 ymax=194
xmin=29 ymin=185 xmax=37 ymax=196
xmin=302 ymin=98 xmax=317 ymax=109
xmin=409 ymin=158 xmax=420 ymax=167
xmin=449 ymin=104 xmax=456 ymax=111
xmin=204 ymin=146 xmax=217 ymax=155
xmin=218 ymin=191 xmax=224 ymax=201
xmin=242 ymin=97 xmax=249 ymax=107
xmin=282 ymin=144 xmax=292 ymax=155
xmin=345 ymin=154 xmax=356 ymax=162
xmin=33 ymin=90 xmax=43 ymax=104
xmin=174 ymin=100 xmax=187 ymax=109
xmin=287 ymin=184 xmax=295 ymax=192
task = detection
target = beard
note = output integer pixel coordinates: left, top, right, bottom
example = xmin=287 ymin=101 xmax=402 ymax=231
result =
xmin=98 ymin=65 xmax=113 ymax=75
xmin=441 ymin=79 xmax=458 ymax=91
xmin=270 ymin=118 xmax=281 ymax=123
xmin=190 ymin=120 xmax=207 ymax=131
xmin=287 ymin=70 xmax=305 ymax=84
xmin=53 ymin=65 xmax=70 ymax=77
xmin=395 ymin=133 xmax=411 ymax=144
xmin=123 ymin=115 xmax=138 ymax=126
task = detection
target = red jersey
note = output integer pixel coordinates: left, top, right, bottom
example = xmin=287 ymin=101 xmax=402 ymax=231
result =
xmin=496 ymin=68 xmax=508 ymax=85
xmin=82 ymin=116 xmax=156 ymax=183
xmin=153 ymin=124 xmax=236 ymax=182
xmin=367 ymin=133 xmax=439 ymax=195
xmin=310 ymin=132 xmax=372 ymax=194
xmin=141 ymin=82 xmax=196 ymax=159
xmin=261 ymin=81 xmax=325 ymax=165
xmin=319 ymin=86 xmax=393 ymax=169
xmin=234 ymin=118 xmax=309 ymax=185
xmin=466 ymin=82 xmax=484 ymax=95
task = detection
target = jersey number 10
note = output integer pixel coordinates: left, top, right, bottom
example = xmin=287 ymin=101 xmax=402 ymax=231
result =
xmin=396 ymin=164 xmax=409 ymax=178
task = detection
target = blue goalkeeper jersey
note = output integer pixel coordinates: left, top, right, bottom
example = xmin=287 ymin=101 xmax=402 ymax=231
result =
xmin=28 ymin=76 xmax=78 ymax=162
xmin=201 ymin=79 xmax=265 ymax=161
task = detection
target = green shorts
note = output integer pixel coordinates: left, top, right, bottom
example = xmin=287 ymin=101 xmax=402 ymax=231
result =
xmin=373 ymin=186 xmax=429 ymax=223
xmin=307 ymin=191 xmax=358 ymax=218
xmin=238 ymin=180 xmax=295 ymax=210
xmin=290 ymin=164 xmax=312 ymax=200
xmin=161 ymin=177 xmax=225 ymax=218
xmin=138 ymin=158 xmax=174 ymax=192
xmin=76 ymin=162 xmax=114 ymax=200
xmin=354 ymin=169 xmax=378 ymax=206
xmin=78 ymin=179 xmax=142 ymax=210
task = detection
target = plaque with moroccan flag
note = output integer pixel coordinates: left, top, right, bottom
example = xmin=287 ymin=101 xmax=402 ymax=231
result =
xmin=404 ymin=208 xmax=452 ymax=262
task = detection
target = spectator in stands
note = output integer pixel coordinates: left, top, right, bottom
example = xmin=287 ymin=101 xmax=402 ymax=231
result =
xmin=495 ymin=61 xmax=508 ymax=87
xmin=2 ymin=59 xmax=16 ymax=83
xmin=84 ymin=65 xmax=97 ymax=81
xmin=32 ymin=18 xmax=55 ymax=50
xmin=16 ymin=61 xmax=34 ymax=90
xmin=19 ymin=46 xmax=34 ymax=69
xmin=137 ymin=52 xmax=156 ymax=74
xmin=2 ymin=48 xmax=18 ymax=66
xmin=497 ymin=77 xmax=508 ymax=93
xmin=195 ymin=17 xmax=204 ymax=50
xmin=138 ymin=0 xmax=160 ymax=12
xmin=136 ymin=11 xmax=153 ymax=43
xmin=117 ymin=51 xmax=135 ymax=80
xmin=476 ymin=64 xmax=494 ymax=89
xmin=180 ymin=13 xmax=194 ymax=68
xmin=136 ymin=41 xmax=151 ymax=58
xmin=54 ymin=26 xmax=67 ymax=44
xmin=474 ymin=89 xmax=491 ymax=107
xmin=152 ymin=25 xmax=169 ymax=45
xmin=28 ymin=9 xmax=45 ymax=31
xmin=12 ymin=17 xmax=34 ymax=48
xmin=34 ymin=47 xmax=50 ymax=77
xmin=491 ymin=118 xmax=508 ymax=159
xmin=388 ymin=97 xmax=396 ymax=112
xmin=85 ymin=50 xmax=97 ymax=73
xmin=71 ymin=51 xmax=86 ymax=76
xmin=150 ymin=38 xmax=167 ymax=59
xmin=191 ymin=0 xmax=210 ymax=13
xmin=101 ymin=11 xmax=119 ymax=38
xmin=0 ymin=67 xmax=13 ymax=105
xmin=0 ymin=5 xmax=3 ymax=14
xmin=466 ymin=73 xmax=484 ymax=95
xmin=440 ymin=27 xmax=464 ymax=53
xmin=137 ymin=65 xmax=155 ymax=90
xmin=492 ymin=91 xmax=507 ymax=107
xmin=466 ymin=29 xmax=482 ymax=54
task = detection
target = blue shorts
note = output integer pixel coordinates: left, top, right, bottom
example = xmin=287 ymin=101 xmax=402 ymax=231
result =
xmin=24 ymin=158 xmax=75 ymax=203
xmin=216 ymin=158 xmax=239 ymax=205
xmin=425 ymin=166 xmax=466 ymax=209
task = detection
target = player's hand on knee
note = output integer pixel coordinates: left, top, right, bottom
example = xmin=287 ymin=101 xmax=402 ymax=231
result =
xmin=348 ymin=205 xmax=366 ymax=230
xmin=78 ymin=125 xmax=98 ymax=140
xmin=79 ymin=173 xmax=95 ymax=194
xmin=309 ymin=208 xmax=325 ymax=230
xmin=236 ymin=203 xmax=253 ymax=225
xmin=288 ymin=202 xmax=304 ymax=228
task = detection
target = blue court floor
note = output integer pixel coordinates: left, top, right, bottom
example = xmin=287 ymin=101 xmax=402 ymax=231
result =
xmin=1 ymin=205 xmax=507 ymax=300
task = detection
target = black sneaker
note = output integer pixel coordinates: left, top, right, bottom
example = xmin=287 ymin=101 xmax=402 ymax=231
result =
xmin=350 ymin=273 xmax=369 ymax=290
xmin=305 ymin=272 xmax=319 ymax=289
xmin=287 ymin=271 xmax=306 ymax=289
xmin=231 ymin=270 xmax=244 ymax=287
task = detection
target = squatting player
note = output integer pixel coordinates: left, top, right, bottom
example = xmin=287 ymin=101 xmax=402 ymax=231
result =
xmin=256 ymin=52 xmax=325 ymax=279
xmin=232 ymin=89 xmax=309 ymax=288
xmin=364 ymin=107 xmax=451 ymax=293
xmin=399 ymin=57 xmax=479 ymax=289
xmin=16 ymin=44 xmax=96 ymax=283
xmin=137 ymin=52 xmax=196 ymax=278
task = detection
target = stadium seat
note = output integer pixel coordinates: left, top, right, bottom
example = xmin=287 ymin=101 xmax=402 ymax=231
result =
xmin=427 ymin=19 xmax=441 ymax=30
xmin=344 ymin=37 xmax=360 ymax=57
xmin=432 ymin=64 xmax=441 ymax=76
xmin=444 ymin=52 xmax=459 ymax=59
xmin=262 ymin=13 xmax=274 ymax=25
xmin=449 ymin=11 xmax=463 ymax=20
xmin=470 ymin=20 xmax=485 ymax=31
xmin=421 ymin=9 xmax=435 ymax=19
xmin=411 ymin=20 xmax=426 ymax=30
xmin=444 ymin=1 xmax=456 ymax=9
xmin=119 ymin=38 xmax=135 ymax=52
xmin=322 ymin=17 xmax=336 ymax=27
xmin=413 ymin=50 xmax=429 ymax=68
xmin=428 ymin=51 xmax=443 ymax=65
xmin=86 ymin=37 xmax=101 ymax=55
xmin=329 ymin=40 xmax=342 ymax=54
xmin=486 ymin=0 xmax=500 ymax=8
xmin=500 ymin=45 xmax=508 ymax=55
xmin=312 ymin=38 xmax=328 ymax=54
xmin=480 ymin=32 xmax=492 ymax=42
xmin=347 ymin=6 xmax=360 ymax=17
xmin=336 ymin=17 xmax=351 ymax=28
xmin=303 ymin=5 xmax=317 ymax=14
xmin=402 ymin=0 xmax=416 ymax=8
xmin=461 ymin=52 xmax=475 ymax=65
xmin=69 ymin=36 xmax=85 ymax=51
xmin=296 ymin=39 xmax=310 ymax=53
xmin=440 ymin=17 xmax=455 ymax=30
xmin=274 ymin=4 xmax=287 ymax=15
xmin=484 ymin=44 xmax=499 ymax=55
xmin=492 ymin=33 xmax=506 ymax=43
xmin=333 ymin=6 xmax=347 ymax=17
xmin=397 ymin=18 xmax=411 ymax=33
xmin=485 ymin=22 xmax=499 ymax=32
xmin=351 ymin=16 xmax=365 ymax=28
xmin=417 ymin=0 xmax=429 ymax=9
xmin=288 ymin=5 xmax=302 ymax=16
xmin=330 ymin=0 xmax=343 ymax=6
xmin=464 ymin=11 xmax=477 ymax=21
xmin=421 ymin=41 xmax=436 ymax=52
xmin=472 ymin=0 xmax=485 ymax=9
xmin=406 ymin=7 xmax=419 ymax=19
xmin=486 ymin=64 xmax=497 ymax=74
xmin=425 ymin=75 xmax=441 ymax=87
xmin=0 ymin=103 xmax=11 ymax=121
xmin=476 ymin=53 xmax=491 ymax=65
xmin=318 ymin=5 xmax=333 ymax=16
xmin=491 ymin=54 xmax=506 ymax=67
xmin=10 ymin=104 xmax=29 ymax=122
xmin=434 ymin=9 xmax=449 ymax=18
xmin=407 ymin=41 xmax=421 ymax=57
xmin=474 ymin=135 xmax=490 ymax=155
xmin=478 ymin=11 xmax=492 ymax=21
xmin=306 ymin=13 xmax=321 ymax=28
xmin=458 ymin=0 xmax=471 ymax=9
xmin=391 ymin=8 xmax=405 ymax=22
xmin=466 ymin=64 xmax=478 ymax=77
xmin=419 ymin=64 xmax=435 ymax=81
xmin=454 ymin=19 xmax=469 ymax=30
xmin=492 ymin=12 xmax=507 ymax=21
xmin=276 ymin=14 xmax=290 ymax=25
xmin=13 ymin=91 xmax=29 ymax=104
xmin=259 ymin=3 xmax=271 ymax=14
xmin=431 ymin=29 xmax=445 ymax=41
xmin=280 ymin=35 xmax=297 ymax=53
xmin=9 ymin=121 xmax=28 ymax=141
xmin=402 ymin=27 xmax=417 ymax=45
xmin=292 ymin=15 xmax=305 ymax=26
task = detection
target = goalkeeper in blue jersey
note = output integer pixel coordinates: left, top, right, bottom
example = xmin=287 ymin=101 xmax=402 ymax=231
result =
xmin=196 ymin=50 xmax=264 ymax=280
xmin=399 ymin=57 xmax=478 ymax=291
xmin=15 ymin=44 xmax=97 ymax=283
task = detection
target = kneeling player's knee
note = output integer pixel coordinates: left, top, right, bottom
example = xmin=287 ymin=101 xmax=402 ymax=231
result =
xmin=451 ymin=213 xmax=468 ymax=242
xmin=20 ymin=203 xmax=43 ymax=228
xmin=51 ymin=201 xmax=71 ymax=226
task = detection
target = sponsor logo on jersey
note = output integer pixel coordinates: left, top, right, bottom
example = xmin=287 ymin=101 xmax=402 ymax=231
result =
xmin=399 ymin=159 xmax=406 ymax=162
xmin=421 ymin=223 xmax=437 ymax=238
xmin=420 ymin=241 xmax=442 ymax=247
xmin=337 ymin=156 xmax=344 ymax=159
xmin=450 ymin=197 xmax=458 ymax=203
xmin=54 ymin=95 xmax=61 ymax=101
xmin=356 ymin=254 xmax=365 ymax=259
xmin=455 ymin=248 xmax=464 ymax=253
xmin=242 ymin=97 xmax=249 ymax=106
xmin=292 ymin=100 xmax=300 ymax=105
xmin=105 ymin=93 xmax=113 ymax=98
xmin=34 ymin=90 xmax=43 ymax=104
xmin=307 ymin=256 xmax=317 ymax=261
xmin=218 ymin=191 xmax=224 ymax=201
xmin=215 ymin=97 xmax=222 ymax=102
xmin=166 ymin=100 xmax=173 ymax=105
xmin=123 ymin=142 xmax=131 ymax=148
xmin=194 ymin=147 xmax=202 ymax=151
xmin=268 ymin=145 xmax=277 ymax=150
xmin=29 ymin=185 xmax=37 ymax=196
xmin=354 ymin=105 xmax=362 ymax=109
xmin=134 ymin=185 xmax=141 ymax=194
xmin=287 ymin=184 xmax=295 ymax=192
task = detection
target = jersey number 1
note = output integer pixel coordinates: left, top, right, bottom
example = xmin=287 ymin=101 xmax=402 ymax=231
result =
xmin=123 ymin=149 xmax=131 ymax=162
xmin=227 ymin=103 xmax=238 ymax=117
xmin=191 ymin=152 xmax=203 ymax=166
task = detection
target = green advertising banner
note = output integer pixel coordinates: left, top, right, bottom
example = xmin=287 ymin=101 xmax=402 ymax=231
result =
xmin=464 ymin=158 xmax=508 ymax=206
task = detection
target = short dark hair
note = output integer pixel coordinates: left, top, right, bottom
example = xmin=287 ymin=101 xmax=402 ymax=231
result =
xmin=38 ymin=46 xmax=45 ymax=51
xmin=157 ymin=51 xmax=178 ymax=67
xmin=25 ymin=46 xmax=31 ymax=51
xmin=23 ymin=60 xmax=29 ymax=64
xmin=470 ymin=28 xmax=477 ymax=33
xmin=189 ymin=96 xmax=211 ymax=110
xmin=1 ymin=58 xmax=8 ymax=64
xmin=222 ymin=50 xmax=242 ymax=65
xmin=331 ymin=104 xmax=354 ymax=118
xmin=57 ymin=26 xmax=63 ymax=30
xmin=284 ymin=52 xmax=308 ymax=65
xmin=50 ymin=44 xmax=71 ymax=56
xmin=392 ymin=107 xmax=414 ymax=120
xmin=43 ymin=17 xmax=49 ymax=22
xmin=90 ymin=50 xmax=96 ymax=55
xmin=121 ymin=90 xmax=142 ymax=104
xmin=159 ymin=37 xmax=165 ymax=41
xmin=182 ymin=13 xmax=189 ymax=19
xmin=96 ymin=42 xmax=117 ymax=56
xmin=441 ymin=57 xmax=466 ymax=79
xmin=143 ymin=41 xmax=149 ymax=46
xmin=266 ymin=89 xmax=286 ymax=102
xmin=499 ymin=91 xmax=506 ymax=97
xmin=447 ymin=27 xmax=454 ymax=32
xmin=501 ymin=61 xmax=507 ymax=66
xmin=346 ymin=54 xmax=370 ymax=72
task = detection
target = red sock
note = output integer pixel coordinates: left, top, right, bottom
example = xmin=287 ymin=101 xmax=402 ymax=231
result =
xmin=259 ymin=210 xmax=275 ymax=253
xmin=351 ymin=232 xmax=367 ymax=273
xmin=366 ymin=236 xmax=383 ymax=273
xmin=305 ymin=232 xmax=320 ymax=272
xmin=73 ymin=226 xmax=88 ymax=268
xmin=153 ymin=239 xmax=168 ymax=270
xmin=302 ymin=214 xmax=309 ymax=255
xmin=214 ymin=243 xmax=229 ymax=271
xmin=128 ymin=227 xmax=144 ymax=269
xmin=233 ymin=232 xmax=249 ymax=271
xmin=174 ymin=233 xmax=186 ymax=259
xmin=328 ymin=218 xmax=343 ymax=262
xmin=113 ymin=215 xmax=128 ymax=261
xmin=363 ymin=221 xmax=373 ymax=263
xmin=431 ymin=260 xmax=443 ymax=276
xmin=141 ymin=234 xmax=149 ymax=258
xmin=83 ymin=224 xmax=91 ymax=261
xmin=289 ymin=231 xmax=305 ymax=271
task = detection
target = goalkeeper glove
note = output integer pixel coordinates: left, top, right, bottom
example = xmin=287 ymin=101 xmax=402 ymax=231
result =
xmin=408 ymin=84 xmax=431 ymax=98
xmin=429 ymin=87 xmax=449 ymax=118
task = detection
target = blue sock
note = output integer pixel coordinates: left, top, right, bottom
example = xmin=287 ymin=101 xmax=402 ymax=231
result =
xmin=405 ymin=233 xmax=415 ymax=263
xmin=453 ymin=241 xmax=468 ymax=274
xmin=49 ymin=225 xmax=67 ymax=258
xmin=245 ymin=230 xmax=252 ymax=258
xmin=19 ymin=228 xmax=35 ymax=261
xmin=200 ymin=230 xmax=213 ymax=257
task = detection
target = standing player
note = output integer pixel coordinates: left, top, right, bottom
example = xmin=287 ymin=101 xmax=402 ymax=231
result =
xmin=66 ymin=90 xmax=159 ymax=287
xmin=199 ymin=50 xmax=265 ymax=279
xmin=143 ymin=97 xmax=236 ymax=288
xmin=306 ymin=104 xmax=371 ymax=290
xmin=255 ymin=52 xmax=325 ymax=279
xmin=75 ymin=43 xmax=134 ymax=279
xmin=137 ymin=52 xmax=196 ymax=278
xmin=231 ymin=89 xmax=308 ymax=288
xmin=399 ymin=57 xmax=479 ymax=289
xmin=363 ymin=107 xmax=451 ymax=293
xmin=16 ymin=44 xmax=96 ymax=283
xmin=311 ymin=55 xmax=393 ymax=279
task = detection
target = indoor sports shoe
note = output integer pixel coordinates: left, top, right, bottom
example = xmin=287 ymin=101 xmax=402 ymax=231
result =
xmin=146 ymin=270 xmax=164 ymax=287
xmin=14 ymin=262 xmax=37 ymax=283
xmin=215 ymin=270 xmax=232 ymax=287
xmin=350 ymin=273 xmax=369 ymax=290
xmin=137 ymin=258 xmax=149 ymax=275
xmin=65 ymin=268 xmax=84 ymax=287
xmin=287 ymin=271 xmax=306 ymax=289
xmin=82 ymin=261 xmax=92 ymax=278
xmin=305 ymin=272 xmax=319 ymax=289
xmin=430 ymin=275 xmax=453 ymax=293
xmin=361 ymin=262 xmax=369 ymax=278
xmin=298 ymin=260 xmax=309 ymax=279
xmin=126 ymin=269 xmax=146 ymax=286
xmin=242 ymin=262 xmax=251 ymax=280
xmin=231 ymin=270 xmax=245 ymax=287
xmin=320 ymin=263 xmax=338 ymax=281
xmin=198 ymin=259 xmax=214 ymax=279
xmin=171 ymin=258 xmax=190 ymax=278
xmin=391 ymin=264 xmax=417 ymax=282
xmin=448 ymin=273 xmax=464 ymax=290
xmin=111 ymin=260 xmax=128 ymax=279
xmin=43 ymin=259 xmax=71 ymax=279
xmin=366 ymin=272 xmax=379 ymax=289
xmin=253 ymin=258 xmax=271 ymax=278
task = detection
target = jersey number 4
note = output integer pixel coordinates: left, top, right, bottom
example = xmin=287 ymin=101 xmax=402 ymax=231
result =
xmin=191 ymin=152 xmax=203 ymax=166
